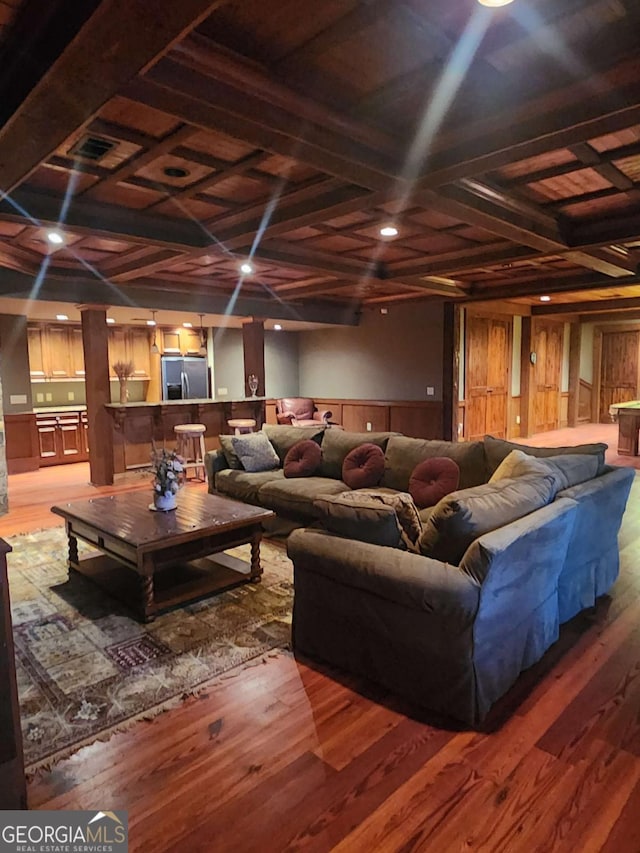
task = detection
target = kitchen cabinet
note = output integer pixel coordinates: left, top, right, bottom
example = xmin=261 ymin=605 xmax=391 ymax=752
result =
xmin=36 ymin=410 xmax=89 ymax=466
xmin=108 ymin=327 xmax=150 ymax=378
xmin=161 ymin=327 xmax=205 ymax=355
xmin=28 ymin=323 xmax=85 ymax=381
xmin=27 ymin=325 xmax=48 ymax=380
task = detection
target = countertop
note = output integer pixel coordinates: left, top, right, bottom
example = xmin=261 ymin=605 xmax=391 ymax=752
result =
xmin=33 ymin=405 xmax=87 ymax=414
xmin=104 ymin=397 xmax=266 ymax=408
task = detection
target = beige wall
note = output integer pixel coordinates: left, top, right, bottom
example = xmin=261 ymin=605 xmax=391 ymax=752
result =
xmin=299 ymin=303 xmax=445 ymax=400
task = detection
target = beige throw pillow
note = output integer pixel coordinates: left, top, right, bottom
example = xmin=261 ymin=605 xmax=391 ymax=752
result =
xmin=489 ymin=449 xmax=552 ymax=483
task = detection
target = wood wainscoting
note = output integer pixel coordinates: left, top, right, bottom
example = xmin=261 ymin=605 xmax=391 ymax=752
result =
xmin=578 ymin=380 xmax=592 ymax=423
xmin=3 ymin=413 xmax=39 ymax=474
xmin=265 ymin=399 xmax=443 ymax=439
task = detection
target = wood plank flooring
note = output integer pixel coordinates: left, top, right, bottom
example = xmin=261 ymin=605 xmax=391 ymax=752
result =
xmin=3 ymin=426 xmax=640 ymax=851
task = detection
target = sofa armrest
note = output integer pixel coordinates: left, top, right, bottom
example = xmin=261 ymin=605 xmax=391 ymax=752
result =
xmin=287 ymin=528 xmax=479 ymax=624
xmin=205 ymin=449 xmax=228 ymax=490
xmin=277 ymin=413 xmax=295 ymax=425
xmin=313 ymin=409 xmax=332 ymax=423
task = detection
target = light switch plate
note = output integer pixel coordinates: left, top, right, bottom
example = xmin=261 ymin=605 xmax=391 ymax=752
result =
xmin=36 ymin=393 xmax=44 ymax=403
xmin=9 ymin=394 xmax=27 ymax=405
xmin=426 ymin=386 xmax=435 ymax=396
xmin=217 ymin=387 xmax=228 ymax=396
xmin=366 ymin=422 xmax=372 ymax=431
xmin=45 ymin=393 xmax=52 ymax=401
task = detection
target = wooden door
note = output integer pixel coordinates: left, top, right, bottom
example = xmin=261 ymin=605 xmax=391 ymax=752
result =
xmin=465 ymin=314 xmax=510 ymax=441
xmin=599 ymin=330 xmax=639 ymax=422
xmin=532 ymin=320 xmax=563 ymax=433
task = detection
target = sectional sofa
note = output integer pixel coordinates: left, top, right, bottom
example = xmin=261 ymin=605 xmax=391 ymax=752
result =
xmin=205 ymin=424 xmax=634 ymax=725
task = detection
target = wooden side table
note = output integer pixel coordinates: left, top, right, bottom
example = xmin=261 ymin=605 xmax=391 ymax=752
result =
xmin=0 ymin=537 xmax=27 ymax=808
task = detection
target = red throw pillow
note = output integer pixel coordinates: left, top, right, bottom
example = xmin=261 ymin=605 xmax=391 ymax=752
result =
xmin=342 ymin=443 xmax=385 ymax=490
xmin=283 ymin=439 xmax=322 ymax=478
xmin=409 ymin=457 xmax=460 ymax=509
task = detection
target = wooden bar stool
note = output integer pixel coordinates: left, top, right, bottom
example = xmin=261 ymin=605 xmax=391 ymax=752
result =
xmin=227 ymin=418 xmax=256 ymax=435
xmin=174 ymin=423 xmax=207 ymax=481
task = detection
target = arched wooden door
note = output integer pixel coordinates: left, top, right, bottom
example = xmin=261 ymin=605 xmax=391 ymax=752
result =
xmin=465 ymin=313 xmax=510 ymax=441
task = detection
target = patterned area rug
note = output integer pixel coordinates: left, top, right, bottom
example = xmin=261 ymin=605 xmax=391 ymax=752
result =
xmin=7 ymin=526 xmax=293 ymax=772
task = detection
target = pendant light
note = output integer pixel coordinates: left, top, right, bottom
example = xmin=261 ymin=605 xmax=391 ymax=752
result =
xmin=198 ymin=313 xmax=207 ymax=356
xmin=149 ymin=310 xmax=159 ymax=354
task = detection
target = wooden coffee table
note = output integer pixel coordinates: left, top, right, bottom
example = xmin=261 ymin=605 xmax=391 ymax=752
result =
xmin=51 ymin=490 xmax=274 ymax=622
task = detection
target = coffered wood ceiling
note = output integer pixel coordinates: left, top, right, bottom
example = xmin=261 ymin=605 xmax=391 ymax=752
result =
xmin=0 ymin=0 xmax=639 ymax=323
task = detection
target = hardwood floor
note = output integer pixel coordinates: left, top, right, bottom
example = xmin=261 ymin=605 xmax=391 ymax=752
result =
xmin=4 ymin=428 xmax=640 ymax=851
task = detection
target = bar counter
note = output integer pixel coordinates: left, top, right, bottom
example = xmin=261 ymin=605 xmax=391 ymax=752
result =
xmin=105 ymin=397 xmax=266 ymax=473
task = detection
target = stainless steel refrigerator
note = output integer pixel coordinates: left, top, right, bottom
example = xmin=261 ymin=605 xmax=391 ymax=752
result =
xmin=161 ymin=356 xmax=209 ymax=400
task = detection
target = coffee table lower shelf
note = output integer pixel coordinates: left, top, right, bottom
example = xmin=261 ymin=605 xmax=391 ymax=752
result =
xmin=71 ymin=551 xmax=259 ymax=622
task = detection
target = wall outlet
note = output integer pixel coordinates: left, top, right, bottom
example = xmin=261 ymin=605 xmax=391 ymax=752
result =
xmin=217 ymin=387 xmax=228 ymax=396
xmin=516 ymin=415 xmax=521 ymax=425
xmin=426 ymin=386 xmax=435 ymax=396
xmin=366 ymin=422 xmax=372 ymax=431
xmin=45 ymin=393 xmax=52 ymax=401
xmin=458 ymin=422 xmax=464 ymax=435
xmin=36 ymin=393 xmax=44 ymax=403
xmin=67 ymin=391 xmax=75 ymax=401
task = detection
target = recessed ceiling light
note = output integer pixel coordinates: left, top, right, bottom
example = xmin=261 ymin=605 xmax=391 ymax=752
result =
xmin=183 ymin=322 xmax=193 ymax=328
xmin=163 ymin=166 xmax=190 ymax=178
xmin=379 ymin=225 xmax=398 ymax=238
xmin=47 ymin=230 xmax=64 ymax=245
xmin=56 ymin=314 xmax=68 ymax=321
xmin=540 ymin=295 xmax=551 ymax=302
xmin=146 ymin=319 xmax=157 ymax=326
xmin=240 ymin=262 xmax=254 ymax=275
xmin=106 ymin=317 xmax=116 ymax=324
xmin=274 ymin=324 xmax=282 ymax=331
xmin=477 ymin=0 xmax=514 ymax=6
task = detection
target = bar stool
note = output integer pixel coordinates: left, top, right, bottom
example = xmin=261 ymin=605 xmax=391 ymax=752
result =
xmin=227 ymin=418 xmax=256 ymax=435
xmin=174 ymin=423 xmax=207 ymax=482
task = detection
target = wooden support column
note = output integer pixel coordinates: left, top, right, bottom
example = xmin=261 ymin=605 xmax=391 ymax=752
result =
xmin=520 ymin=315 xmax=534 ymax=438
xmin=80 ymin=306 xmax=114 ymax=485
xmin=567 ymin=322 xmax=582 ymax=427
xmin=242 ymin=320 xmax=265 ymax=397
xmin=442 ymin=302 xmax=460 ymax=441
xmin=592 ymin=328 xmax=603 ymax=423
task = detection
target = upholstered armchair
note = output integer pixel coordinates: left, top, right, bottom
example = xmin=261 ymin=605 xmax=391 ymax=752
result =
xmin=276 ymin=397 xmax=335 ymax=427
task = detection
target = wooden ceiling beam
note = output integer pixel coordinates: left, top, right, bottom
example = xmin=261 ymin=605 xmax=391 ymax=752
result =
xmin=82 ymin=123 xmax=197 ymax=198
xmin=0 ymin=188 xmax=208 ymax=250
xmin=577 ymin=310 xmax=640 ymax=324
xmin=466 ymin=271 xmax=640 ymax=302
xmin=412 ymin=57 xmax=640 ymax=190
xmin=568 ymin=143 xmax=634 ymax=191
xmin=534 ymin=295 xmax=640 ymax=316
xmin=173 ymin=32 xmax=399 ymax=156
xmin=388 ymin=243 xmax=540 ymax=276
xmin=147 ymin=151 xmax=269 ymax=210
xmin=0 ymin=0 xmax=234 ymax=194
xmin=125 ymin=76 xmax=391 ymax=191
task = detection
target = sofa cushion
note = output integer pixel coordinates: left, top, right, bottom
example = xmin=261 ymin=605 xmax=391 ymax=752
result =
xmin=342 ymin=443 xmax=385 ymax=489
xmin=409 ymin=457 xmax=460 ymax=509
xmin=419 ymin=473 xmax=557 ymax=565
xmin=490 ymin=448 xmax=599 ymax=492
xmin=320 ymin=429 xmax=396 ymax=479
xmin=215 ymin=468 xmax=285 ymax=504
xmin=284 ymin=439 xmax=322 ymax=478
xmin=261 ymin=423 xmax=326 ymax=464
xmin=219 ymin=435 xmax=243 ymax=469
xmin=314 ymin=490 xmax=422 ymax=551
xmin=381 ymin=435 xmax=486 ymax=492
xmin=258 ymin=476 xmax=348 ymax=520
xmin=484 ymin=434 xmax=607 ymax=477
xmin=231 ymin=432 xmax=280 ymax=473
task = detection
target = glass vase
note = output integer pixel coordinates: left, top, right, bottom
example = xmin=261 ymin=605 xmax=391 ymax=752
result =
xmin=153 ymin=491 xmax=177 ymax=511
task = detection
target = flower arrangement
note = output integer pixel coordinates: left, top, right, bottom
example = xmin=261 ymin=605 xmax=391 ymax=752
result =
xmin=150 ymin=446 xmax=185 ymax=496
xmin=112 ymin=360 xmax=134 ymax=380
